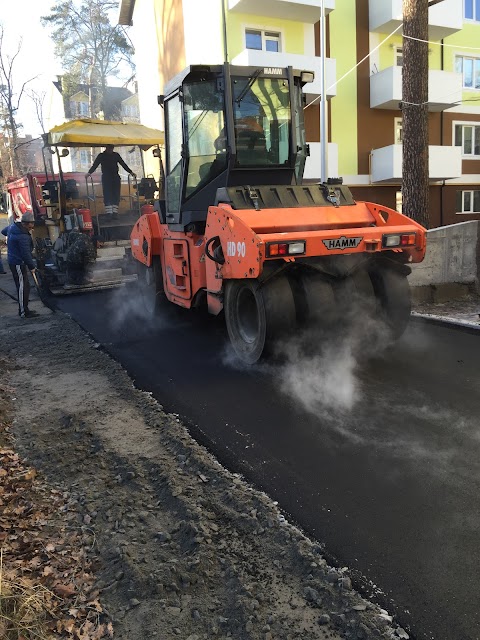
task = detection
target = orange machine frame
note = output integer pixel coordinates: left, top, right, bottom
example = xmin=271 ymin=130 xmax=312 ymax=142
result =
xmin=130 ymin=201 xmax=427 ymax=315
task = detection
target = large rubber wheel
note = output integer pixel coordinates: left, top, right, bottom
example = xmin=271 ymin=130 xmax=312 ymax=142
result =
xmin=299 ymin=272 xmax=336 ymax=328
xmin=137 ymin=257 xmax=164 ymax=315
xmin=224 ymin=275 xmax=296 ymax=364
xmin=369 ymin=267 xmax=411 ymax=339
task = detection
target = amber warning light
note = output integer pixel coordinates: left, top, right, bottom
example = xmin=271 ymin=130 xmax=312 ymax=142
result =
xmin=267 ymin=241 xmax=306 ymax=257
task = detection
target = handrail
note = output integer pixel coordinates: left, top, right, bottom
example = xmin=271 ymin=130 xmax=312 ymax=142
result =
xmin=85 ymin=173 xmax=100 ymax=234
xmin=127 ymin=174 xmax=141 ymax=218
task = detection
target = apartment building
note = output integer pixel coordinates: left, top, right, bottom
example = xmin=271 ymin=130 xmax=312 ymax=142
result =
xmin=119 ymin=0 xmax=480 ymax=227
xmin=339 ymin=0 xmax=480 ymax=227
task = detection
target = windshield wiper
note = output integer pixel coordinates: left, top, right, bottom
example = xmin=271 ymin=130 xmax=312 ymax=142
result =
xmin=235 ymin=69 xmax=262 ymax=104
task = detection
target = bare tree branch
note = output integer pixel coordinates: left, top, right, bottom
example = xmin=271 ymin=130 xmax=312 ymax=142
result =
xmin=0 ymin=24 xmax=36 ymax=176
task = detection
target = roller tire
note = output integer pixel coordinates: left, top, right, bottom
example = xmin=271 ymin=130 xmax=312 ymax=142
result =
xmin=299 ymin=272 xmax=336 ymax=328
xmin=224 ymin=275 xmax=296 ymax=364
xmin=137 ymin=257 xmax=164 ymax=315
xmin=369 ymin=267 xmax=411 ymax=339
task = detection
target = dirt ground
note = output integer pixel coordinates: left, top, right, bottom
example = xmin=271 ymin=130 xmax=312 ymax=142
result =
xmin=0 ymin=289 xmax=410 ymax=640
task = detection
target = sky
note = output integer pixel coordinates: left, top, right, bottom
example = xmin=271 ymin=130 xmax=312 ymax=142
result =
xmin=1 ymin=0 xmax=60 ymax=137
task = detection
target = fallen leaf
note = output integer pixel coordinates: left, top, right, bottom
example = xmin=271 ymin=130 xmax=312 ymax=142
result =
xmin=54 ymin=583 xmax=76 ymax=598
xmin=23 ymin=469 xmax=36 ymax=481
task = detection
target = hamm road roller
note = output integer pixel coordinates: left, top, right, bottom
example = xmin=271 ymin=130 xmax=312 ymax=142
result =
xmin=130 ymin=63 xmax=427 ymax=363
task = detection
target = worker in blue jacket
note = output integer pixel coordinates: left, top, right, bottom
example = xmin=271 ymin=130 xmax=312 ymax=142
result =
xmin=1 ymin=212 xmax=39 ymax=318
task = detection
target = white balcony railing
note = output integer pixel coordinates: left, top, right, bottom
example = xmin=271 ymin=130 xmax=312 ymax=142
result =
xmin=228 ymin=0 xmax=334 ymax=23
xmin=370 ymin=66 xmax=463 ymax=112
xmin=304 ymin=142 xmax=338 ymax=181
xmin=231 ymin=50 xmax=337 ymax=98
xmin=369 ymin=0 xmax=462 ymax=40
xmin=371 ymin=144 xmax=462 ymax=183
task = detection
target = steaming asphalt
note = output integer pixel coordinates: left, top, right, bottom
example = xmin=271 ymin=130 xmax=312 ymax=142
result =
xmin=54 ymin=289 xmax=480 ymax=640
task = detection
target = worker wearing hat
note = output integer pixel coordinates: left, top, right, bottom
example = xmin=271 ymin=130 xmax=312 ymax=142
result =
xmin=88 ymin=145 xmax=136 ymax=220
xmin=1 ymin=212 xmax=39 ymax=318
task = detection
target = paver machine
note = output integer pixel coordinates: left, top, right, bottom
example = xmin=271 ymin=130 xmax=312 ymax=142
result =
xmin=19 ymin=119 xmax=164 ymax=294
xmin=130 ymin=63 xmax=427 ymax=363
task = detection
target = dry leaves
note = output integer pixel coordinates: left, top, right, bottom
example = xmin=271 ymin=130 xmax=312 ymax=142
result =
xmin=0 ymin=444 xmax=113 ymax=639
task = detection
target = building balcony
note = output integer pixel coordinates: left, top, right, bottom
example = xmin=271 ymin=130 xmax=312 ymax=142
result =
xmin=369 ymin=0 xmax=462 ymax=40
xmin=231 ymin=50 xmax=336 ymax=99
xmin=304 ymin=142 xmax=338 ymax=181
xmin=371 ymin=144 xmax=462 ymax=183
xmin=370 ymin=66 xmax=463 ymax=112
xmin=228 ymin=0 xmax=334 ymax=23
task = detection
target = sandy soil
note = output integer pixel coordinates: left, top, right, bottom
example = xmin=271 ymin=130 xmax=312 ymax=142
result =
xmin=0 ymin=290 xmax=407 ymax=640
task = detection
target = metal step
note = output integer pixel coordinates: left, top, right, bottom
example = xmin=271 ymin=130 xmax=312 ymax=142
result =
xmin=101 ymin=240 xmax=131 ymax=248
xmin=90 ymin=267 xmax=123 ymax=282
xmin=50 ymin=274 xmax=137 ymax=296
xmin=97 ymin=246 xmax=127 ymax=258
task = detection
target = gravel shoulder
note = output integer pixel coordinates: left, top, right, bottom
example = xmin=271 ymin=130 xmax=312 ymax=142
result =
xmin=0 ymin=288 xmax=406 ymax=640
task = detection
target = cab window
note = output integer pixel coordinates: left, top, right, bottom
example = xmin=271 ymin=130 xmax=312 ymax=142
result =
xmin=232 ymin=76 xmax=290 ymax=167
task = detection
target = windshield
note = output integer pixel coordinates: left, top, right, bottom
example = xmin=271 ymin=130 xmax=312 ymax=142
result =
xmin=232 ymin=76 xmax=290 ymax=167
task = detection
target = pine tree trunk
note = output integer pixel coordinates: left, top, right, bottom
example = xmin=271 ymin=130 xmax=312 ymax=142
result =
xmin=402 ymin=0 xmax=430 ymax=228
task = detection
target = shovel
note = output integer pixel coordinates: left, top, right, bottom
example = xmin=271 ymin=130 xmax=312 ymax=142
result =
xmin=31 ymin=269 xmax=49 ymax=306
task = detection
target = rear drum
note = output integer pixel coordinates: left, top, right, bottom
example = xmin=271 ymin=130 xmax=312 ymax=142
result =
xmin=137 ymin=257 xmax=164 ymax=315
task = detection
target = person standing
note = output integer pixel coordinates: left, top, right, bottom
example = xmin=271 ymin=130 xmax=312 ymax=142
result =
xmin=87 ymin=145 xmax=136 ymax=219
xmin=1 ymin=212 xmax=39 ymax=318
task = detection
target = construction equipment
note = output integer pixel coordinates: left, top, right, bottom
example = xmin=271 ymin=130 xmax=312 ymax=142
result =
xmin=130 ymin=64 xmax=427 ymax=363
xmin=5 ymin=119 xmax=164 ymax=295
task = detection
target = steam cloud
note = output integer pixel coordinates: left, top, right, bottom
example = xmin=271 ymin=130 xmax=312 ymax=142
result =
xmin=106 ymin=283 xmax=169 ymax=336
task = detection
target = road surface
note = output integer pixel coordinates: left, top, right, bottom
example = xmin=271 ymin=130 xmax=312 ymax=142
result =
xmin=55 ymin=288 xmax=480 ymax=640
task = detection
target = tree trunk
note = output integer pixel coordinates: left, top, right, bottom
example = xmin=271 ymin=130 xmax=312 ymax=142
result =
xmin=402 ymin=0 xmax=430 ymax=228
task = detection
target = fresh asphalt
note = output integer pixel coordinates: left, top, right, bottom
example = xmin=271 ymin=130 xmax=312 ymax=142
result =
xmin=51 ymin=288 xmax=480 ymax=640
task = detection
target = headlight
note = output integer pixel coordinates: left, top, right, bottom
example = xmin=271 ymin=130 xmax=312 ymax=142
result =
xmin=382 ymin=233 xmax=416 ymax=248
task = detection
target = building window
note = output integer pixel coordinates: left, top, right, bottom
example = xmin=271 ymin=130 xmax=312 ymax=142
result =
xmin=70 ymin=100 xmax=89 ymax=117
xmin=394 ymin=117 xmax=403 ymax=144
xmin=454 ymin=123 xmax=480 ymax=156
xmin=456 ymin=189 xmax=480 ymax=213
xmin=395 ymin=47 xmax=403 ymax=67
xmin=79 ymin=150 xmax=90 ymax=165
xmin=455 ymin=56 xmax=480 ymax=89
xmin=465 ymin=0 xmax=480 ymax=21
xmin=395 ymin=191 xmax=403 ymax=213
xmin=245 ymin=29 xmax=281 ymax=53
xmin=122 ymin=104 xmax=139 ymax=118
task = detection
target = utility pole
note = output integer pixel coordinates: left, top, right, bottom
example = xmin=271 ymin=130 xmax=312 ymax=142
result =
xmin=402 ymin=0 xmax=430 ymax=228
xmin=320 ymin=0 xmax=328 ymax=183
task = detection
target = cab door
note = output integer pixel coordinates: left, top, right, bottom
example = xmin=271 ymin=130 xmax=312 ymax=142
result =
xmin=162 ymin=239 xmax=191 ymax=301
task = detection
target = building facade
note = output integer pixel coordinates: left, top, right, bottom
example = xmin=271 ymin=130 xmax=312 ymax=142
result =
xmin=119 ymin=0 xmax=480 ymax=227
xmin=45 ymin=77 xmax=143 ymax=176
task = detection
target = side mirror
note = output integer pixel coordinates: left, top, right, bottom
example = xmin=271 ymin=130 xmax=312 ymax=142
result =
xmin=153 ymin=148 xmax=161 ymax=158
xmin=60 ymin=148 xmax=70 ymax=157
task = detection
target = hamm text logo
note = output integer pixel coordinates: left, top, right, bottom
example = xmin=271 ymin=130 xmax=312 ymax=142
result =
xmin=322 ymin=236 xmax=363 ymax=250
xmin=264 ymin=67 xmax=283 ymax=75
